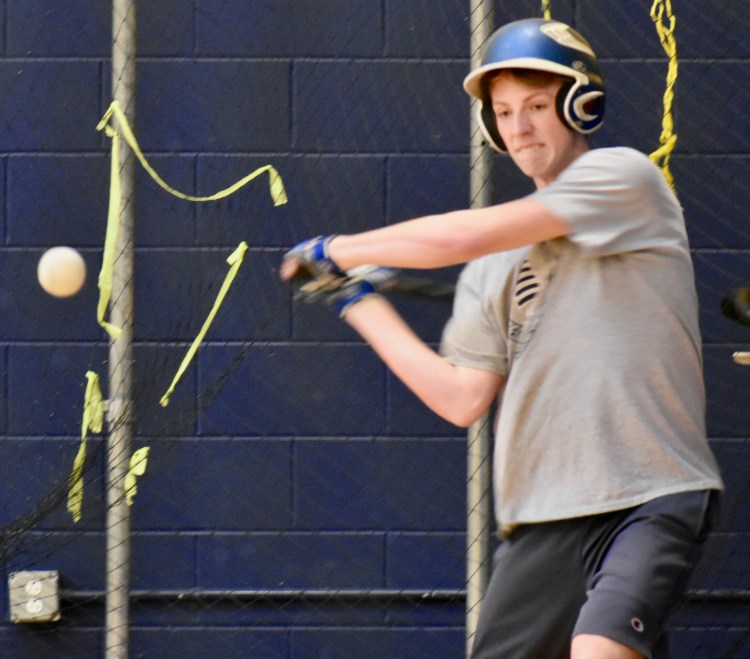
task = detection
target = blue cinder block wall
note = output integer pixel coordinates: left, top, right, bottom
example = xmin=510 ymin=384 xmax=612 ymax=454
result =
xmin=0 ymin=1 xmax=748 ymax=657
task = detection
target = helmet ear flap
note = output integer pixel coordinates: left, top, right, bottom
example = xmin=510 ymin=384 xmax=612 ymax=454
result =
xmin=556 ymin=79 xmax=605 ymax=134
xmin=555 ymin=79 xmax=576 ymax=131
xmin=478 ymin=102 xmax=506 ymax=153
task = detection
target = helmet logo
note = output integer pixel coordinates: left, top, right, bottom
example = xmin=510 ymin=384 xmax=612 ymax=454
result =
xmin=540 ymin=22 xmax=595 ymax=56
xmin=572 ymin=60 xmax=587 ymax=73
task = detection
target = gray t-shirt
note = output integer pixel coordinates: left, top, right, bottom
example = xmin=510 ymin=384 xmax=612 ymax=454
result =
xmin=441 ymin=147 xmax=723 ymax=537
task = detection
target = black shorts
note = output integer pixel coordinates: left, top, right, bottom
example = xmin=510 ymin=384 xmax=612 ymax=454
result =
xmin=470 ymin=489 xmax=720 ymax=659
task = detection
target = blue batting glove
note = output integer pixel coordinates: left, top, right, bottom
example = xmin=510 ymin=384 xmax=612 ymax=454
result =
xmin=330 ymin=279 xmax=378 ymax=317
xmin=282 ymin=235 xmax=343 ymax=280
xmin=296 ymin=266 xmax=398 ymax=317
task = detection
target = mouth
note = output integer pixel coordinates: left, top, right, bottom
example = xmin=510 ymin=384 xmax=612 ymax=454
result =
xmin=514 ymin=143 xmax=544 ymax=155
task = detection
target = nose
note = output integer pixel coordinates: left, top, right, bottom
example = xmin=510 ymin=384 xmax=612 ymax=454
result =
xmin=511 ymin=109 xmax=532 ymax=136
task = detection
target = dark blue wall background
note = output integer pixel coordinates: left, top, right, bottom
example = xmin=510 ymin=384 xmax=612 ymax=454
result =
xmin=0 ymin=1 xmax=748 ymax=657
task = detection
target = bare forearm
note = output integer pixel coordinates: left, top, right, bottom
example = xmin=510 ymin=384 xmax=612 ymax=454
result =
xmin=344 ymin=296 xmax=500 ymax=426
xmin=328 ymin=198 xmax=568 ymax=271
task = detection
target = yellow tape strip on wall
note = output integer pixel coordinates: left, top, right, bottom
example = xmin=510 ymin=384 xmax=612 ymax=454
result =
xmin=125 ymin=447 xmax=151 ymax=506
xmin=95 ymin=100 xmax=288 ymax=338
xmin=67 ymin=371 xmax=105 ymax=522
xmin=159 ymin=241 xmax=249 ymax=407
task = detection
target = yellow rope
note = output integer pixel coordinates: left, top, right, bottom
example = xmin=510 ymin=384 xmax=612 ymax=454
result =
xmin=541 ymin=0 xmax=552 ymax=20
xmin=649 ymin=0 xmax=678 ymax=189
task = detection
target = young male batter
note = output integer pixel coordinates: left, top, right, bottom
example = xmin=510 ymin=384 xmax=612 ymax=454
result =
xmin=281 ymin=19 xmax=723 ymax=658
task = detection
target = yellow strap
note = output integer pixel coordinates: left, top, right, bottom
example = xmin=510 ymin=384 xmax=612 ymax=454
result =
xmin=541 ymin=0 xmax=552 ymax=20
xmin=648 ymin=0 xmax=678 ymax=189
xmin=67 ymin=371 xmax=105 ymax=522
xmin=96 ymin=101 xmax=288 ymax=205
xmin=95 ymin=101 xmax=288 ymax=338
xmin=160 ymin=241 xmax=249 ymax=407
xmin=125 ymin=447 xmax=150 ymax=506
xmin=97 ymin=124 xmax=124 ymax=339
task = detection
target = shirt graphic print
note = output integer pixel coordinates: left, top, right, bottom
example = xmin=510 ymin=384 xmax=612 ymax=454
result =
xmin=507 ymin=242 xmax=558 ymax=365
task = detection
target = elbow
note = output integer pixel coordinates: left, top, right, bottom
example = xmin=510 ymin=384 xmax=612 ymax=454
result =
xmin=447 ymin=415 xmax=474 ymax=429
xmin=431 ymin=374 xmax=498 ymax=428
xmin=448 ymin=414 xmax=485 ymax=429
xmin=440 ymin=403 xmax=489 ymax=429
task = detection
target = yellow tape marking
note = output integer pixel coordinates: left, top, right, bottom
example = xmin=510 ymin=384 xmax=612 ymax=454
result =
xmin=160 ymin=241 xmax=249 ymax=407
xmin=67 ymin=371 xmax=105 ymax=522
xmin=95 ymin=100 xmax=288 ymax=338
xmin=125 ymin=447 xmax=150 ymax=506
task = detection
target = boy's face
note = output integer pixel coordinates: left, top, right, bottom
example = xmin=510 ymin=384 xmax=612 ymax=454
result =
xmin=490 ymin=73 xmax=588 ymax=189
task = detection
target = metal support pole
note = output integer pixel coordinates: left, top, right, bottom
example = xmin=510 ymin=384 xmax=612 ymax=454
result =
xmin=106 ymin=1 xmax=136 ymax=657
xmin=465 ymin=414 xmax=493 ymax=657
xmin=469 ymin=1 xmax=495 ymax=211
xmin=466 ymin=1 xmax=495 ymax=656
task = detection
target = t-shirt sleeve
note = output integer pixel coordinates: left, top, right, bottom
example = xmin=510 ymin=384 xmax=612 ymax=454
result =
xmin=531 ymin=148 xmax=681 ymax=257
xmin=440 ymin=259 xmax=509 ymax=376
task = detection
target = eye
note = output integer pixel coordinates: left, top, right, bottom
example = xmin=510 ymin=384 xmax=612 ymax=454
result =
xmin=495 ymin=109 xmax=510 ymax=120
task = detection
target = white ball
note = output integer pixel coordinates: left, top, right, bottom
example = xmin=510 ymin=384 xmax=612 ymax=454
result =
xmin=37 ymin=246 xmax=87 ymax=298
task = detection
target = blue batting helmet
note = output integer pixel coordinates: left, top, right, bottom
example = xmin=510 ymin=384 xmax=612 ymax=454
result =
xmin=464 ymin=18 xmax=605 ymax=153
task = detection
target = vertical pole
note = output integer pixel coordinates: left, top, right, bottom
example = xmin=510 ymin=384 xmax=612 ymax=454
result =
xmin=466 ymin=1 xmax=494 ymax=657
xmin=106 ymin=1 xmax=136 ymax=658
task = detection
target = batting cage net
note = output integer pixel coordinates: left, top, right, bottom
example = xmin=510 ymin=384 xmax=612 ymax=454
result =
xmin=0 ymin=1 xmax=749 ymax=657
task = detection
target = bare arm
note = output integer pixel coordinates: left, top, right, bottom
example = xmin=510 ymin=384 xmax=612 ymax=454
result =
xmin=329 ymin=197 xmax=567 ymax=271
xmin=343 ymin=295 xmax=503 ymax=427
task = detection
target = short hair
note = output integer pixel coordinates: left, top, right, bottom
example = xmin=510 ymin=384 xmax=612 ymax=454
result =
xmin=483 ymin=68 xmax=569 ymax=97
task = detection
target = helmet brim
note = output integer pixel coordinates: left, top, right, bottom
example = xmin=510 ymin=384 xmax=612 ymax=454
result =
xmin=463 ymin=57 xmax=587 ymax=99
